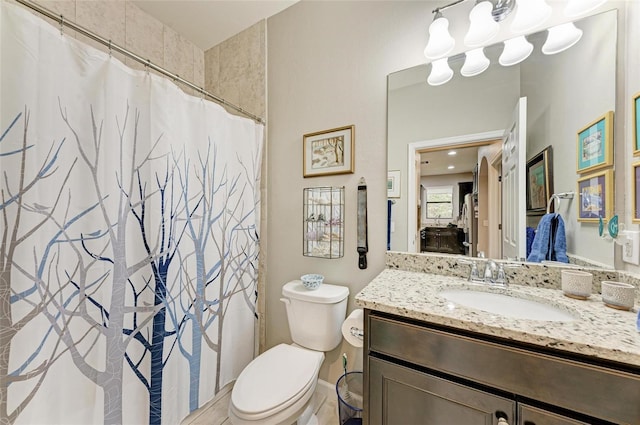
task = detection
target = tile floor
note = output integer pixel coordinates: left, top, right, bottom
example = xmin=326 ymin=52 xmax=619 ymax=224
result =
xmin=181 ymin=382 xmax=339 ymax=425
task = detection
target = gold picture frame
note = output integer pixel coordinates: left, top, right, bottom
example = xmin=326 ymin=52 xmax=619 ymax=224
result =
xmin=576 ymin=111 xmax=613 ymax=174
xmin=633 ymin=92 xmax=640 ymax=156
xmin=577 ymin=169 xmax=613 ymax=222
xmin=633 ymin=162 xmax=640 ymax=224
xmin=303 ymin=125 xmax=355 ymax=177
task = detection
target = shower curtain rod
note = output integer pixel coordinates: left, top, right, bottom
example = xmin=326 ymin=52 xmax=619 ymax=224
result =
xmin=14 ymin=0 xmax=265 ymax=125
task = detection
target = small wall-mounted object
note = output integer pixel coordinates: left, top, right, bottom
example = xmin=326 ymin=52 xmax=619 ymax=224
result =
xmin=303 ymin=186 xmax=344 ymax=258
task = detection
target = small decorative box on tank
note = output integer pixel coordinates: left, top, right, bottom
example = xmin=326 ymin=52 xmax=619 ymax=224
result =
xmin=303 ymin=186 xmax=344 ymax=258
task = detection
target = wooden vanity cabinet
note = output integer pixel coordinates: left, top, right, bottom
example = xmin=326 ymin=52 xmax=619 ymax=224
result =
xmin=420 ymin=227 xmax=464 ymax=254
xmin=364 ymin=310 xmax=640 ymax=425
xmin=368 ymin=357 xmax=516 ymax=424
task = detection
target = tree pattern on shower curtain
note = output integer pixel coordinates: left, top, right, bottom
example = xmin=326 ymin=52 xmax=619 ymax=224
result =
xmin=0 ymin=3 xmax=262 ymax=424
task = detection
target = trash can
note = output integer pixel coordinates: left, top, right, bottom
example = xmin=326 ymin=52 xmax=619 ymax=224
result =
xmin=336 ymin=371 xmax=363 ymax=425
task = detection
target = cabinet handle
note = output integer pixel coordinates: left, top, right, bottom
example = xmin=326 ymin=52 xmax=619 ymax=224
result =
xmin=495 ymin=411 xmax=510 ymax=425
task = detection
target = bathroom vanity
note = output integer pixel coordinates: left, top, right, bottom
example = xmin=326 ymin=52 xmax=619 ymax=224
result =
xmin=356 ymin=268 xmax=640 ymax=425
xmin=420 ymin=226 xmax=465 ymax=254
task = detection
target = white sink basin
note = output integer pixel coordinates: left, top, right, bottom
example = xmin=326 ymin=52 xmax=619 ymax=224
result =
xmin=439 ymin=289 xmax=577 ymax=322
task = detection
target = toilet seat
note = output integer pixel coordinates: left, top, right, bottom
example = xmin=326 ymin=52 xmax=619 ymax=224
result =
xmin=231 ymin=344 xmax=324 ymax=421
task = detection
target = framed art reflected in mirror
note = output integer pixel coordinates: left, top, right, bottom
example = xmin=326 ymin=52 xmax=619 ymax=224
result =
xmin=576 ymin=111 xmax=614 ymax=174
xmin=634 ymin=92 xmax=640 ymax=155
xmin=632 ymin=162 xmax=640 ymax=224
xmin=577 ymin=169 xmax=613 ymax=222
xmin=526 ymin=146 xmax=553 ymax=216
xmin=387 ymin=170 xmax=400 ymax=198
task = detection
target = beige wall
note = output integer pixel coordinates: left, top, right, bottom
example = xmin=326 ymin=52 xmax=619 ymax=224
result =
xmin=266 ymin=0 xmax=640 ymax=385
xmin=266 ymin=0 xmax=432 ymax=384
xmin=26 ymin=0 xmax=204 ymax=93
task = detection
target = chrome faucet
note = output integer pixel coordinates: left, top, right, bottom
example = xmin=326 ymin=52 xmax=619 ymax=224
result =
xmin=460 ymin=258 xmax=510 ymax=286
xmin=484 ymin=261 xmax=512 ymax=287
xmin=482 ymin=260 xmax=497 ymax=283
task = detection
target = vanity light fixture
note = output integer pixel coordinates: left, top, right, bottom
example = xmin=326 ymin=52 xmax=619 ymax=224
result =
xmin=565 ymin=0 xmax=607 ymax=18
xmin=448 ymin=150 xmax=457 ymax=156
xmin=499 ymin=35 xmax=533 ymax=66
xmin=510 ymin=0 xmax=552 ymax=35
xmin=424 ymin=11 xmax=455 ymax=59
xmin=427 ymin=58 xmax=454 ymax=86
xmin=464 ymin=1 xmax=500 ymax=47
xmin=423 ymin=0 xmax=590 ymax=86
xmin=461 ymin=47 xmax=491 ymax=77
xmin=448 ymin=165 xmax=455 ymax=169
xmin=542 ymin=22 xmax=583 ymax=55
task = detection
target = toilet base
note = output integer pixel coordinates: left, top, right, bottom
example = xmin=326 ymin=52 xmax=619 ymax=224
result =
xmin=296 ymin=404 xmax=317 ymax=425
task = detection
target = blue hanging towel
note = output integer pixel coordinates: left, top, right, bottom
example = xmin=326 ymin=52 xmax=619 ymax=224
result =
xmin=526 ymin=213 xmax=568 ymax=263
xmin=526 ymin=226 xmax=536 ymax=258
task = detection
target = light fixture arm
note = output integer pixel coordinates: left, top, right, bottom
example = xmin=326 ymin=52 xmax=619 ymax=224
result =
xmin=434 ymin=0 xmax=515 ymax=22
xmin=432 ymin=0 xmax=467 ymax=15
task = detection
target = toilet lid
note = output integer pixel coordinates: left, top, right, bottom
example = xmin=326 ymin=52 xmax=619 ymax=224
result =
xmin=232 ymin=344 xmax=323 ymax=417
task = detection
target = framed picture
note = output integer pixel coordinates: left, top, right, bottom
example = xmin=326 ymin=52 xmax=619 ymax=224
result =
xmin=577 ymin=169 xmax=613 ymax=222
xmin=526 ymin=146 xmax=553 ymax=215
xmin=576 ymin=111 xmax=613 ymax=173
xmin=633 ymin=162 xmax=640 ymax=223
xmin=387 ymin=170 xmax=400 ymax=198
xmin=634 ymin=92 xmax=640 ymax=155
xmin=303 ymin=125 xmax=354 ymax=177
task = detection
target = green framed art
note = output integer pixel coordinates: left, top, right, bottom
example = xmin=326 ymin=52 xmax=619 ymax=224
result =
xmin=576 ymin=111 xmax=613 ymax=174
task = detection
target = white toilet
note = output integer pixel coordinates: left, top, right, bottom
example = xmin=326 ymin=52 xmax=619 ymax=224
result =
xmin=228 ymin=280 xmax=349 ymax=425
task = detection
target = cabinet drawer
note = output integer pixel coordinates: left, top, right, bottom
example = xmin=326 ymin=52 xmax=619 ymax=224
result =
xmin=369 ymin=314 xmax=640 ymax=424
xmin=518 ymin=404 xmax=588 ymax=425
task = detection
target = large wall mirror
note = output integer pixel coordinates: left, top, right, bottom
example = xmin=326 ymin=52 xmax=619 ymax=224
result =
xmin=387 ymin=9 xmax=617 ymax=267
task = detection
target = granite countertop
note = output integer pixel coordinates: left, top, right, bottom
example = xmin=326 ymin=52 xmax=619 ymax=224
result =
xmin=355 ymin=268 xmax=640 ymax=367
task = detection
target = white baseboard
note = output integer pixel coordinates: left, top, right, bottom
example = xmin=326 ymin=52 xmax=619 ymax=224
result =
xmin=315 ymin=378 xmax=334 ymax=401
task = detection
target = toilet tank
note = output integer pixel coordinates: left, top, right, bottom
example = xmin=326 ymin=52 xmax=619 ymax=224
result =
xmin=281 ymin=281 xmax=349 ymax=351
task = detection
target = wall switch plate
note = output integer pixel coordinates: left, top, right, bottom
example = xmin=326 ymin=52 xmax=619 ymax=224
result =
xmin=622 ymin=231 xmax=640 ymax=265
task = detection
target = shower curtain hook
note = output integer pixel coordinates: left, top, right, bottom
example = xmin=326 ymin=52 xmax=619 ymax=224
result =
xmin=59 ymin=15 xmax=64 ymax=36
xmin=145 ymin=59 xmax=151 ymax=75
xmin=108 ymin=40 xmax=112 ymax=57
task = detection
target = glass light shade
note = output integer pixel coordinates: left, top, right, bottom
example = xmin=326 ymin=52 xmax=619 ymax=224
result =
xmin=464 ymin=1 xmax=500 ymax=48
xmin=565 ymin=0 xmax=607 ymax=18
xmin=424 ymin=16 xmax=455 ymax=59
xmin=542 ymin=23 xmax=583 ymax=55
xmin=499 ymin=36 xmax=533 ymax=66
xmin=427 ymin=58 xmax=454 ymax=86
xmin=461 ymin=48 xmax=490 ymax=77
xmin=510 ymin=0 xmax=552 ymax=34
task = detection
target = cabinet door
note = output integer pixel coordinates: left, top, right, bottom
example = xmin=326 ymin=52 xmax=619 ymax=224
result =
xmin=423 ymin=230 xmax=439 ymax=252
xmin=518 ymin=404 xmax=589 ymax=425
xmin=368 ymin=357 xmax=515 ymax=425
xmin=438 ymin=229 xmax=457 ymax=253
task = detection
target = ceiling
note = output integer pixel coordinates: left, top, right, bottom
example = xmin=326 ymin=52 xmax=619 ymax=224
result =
xmin=132 ymin=0 xmax=299 ymax=51
xmin=420 ymin=146 xmax=479 ymax=176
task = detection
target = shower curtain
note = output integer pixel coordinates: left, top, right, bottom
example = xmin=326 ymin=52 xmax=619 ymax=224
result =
xmin=0 ymin=3 xmax=263 ymax=424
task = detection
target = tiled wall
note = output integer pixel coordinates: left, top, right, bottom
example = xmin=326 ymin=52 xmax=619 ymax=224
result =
xmin=204 ymin=20 xmax=266 ymax=120
xmin=25 ymin=0 xmax=205 ymax=94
